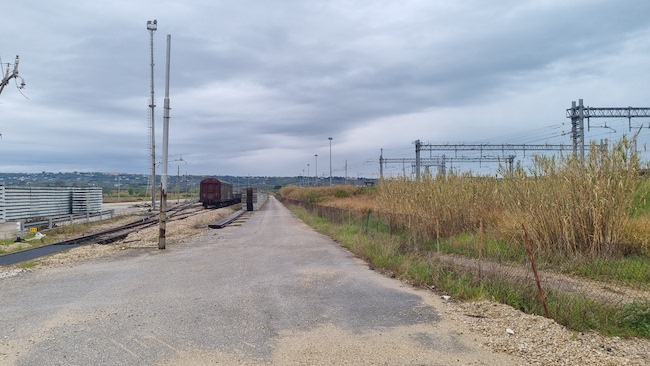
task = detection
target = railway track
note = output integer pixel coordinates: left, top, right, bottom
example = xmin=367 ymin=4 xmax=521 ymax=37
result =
xmin=0 ymin=201 xmax=208 ymax=267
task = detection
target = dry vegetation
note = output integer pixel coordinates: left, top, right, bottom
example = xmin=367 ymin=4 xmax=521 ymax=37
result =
xmin=365 ymin=138 xmax=648 ymax=258
xmin=279 ymin=137 xmax=650 ymax=339
xmin=280 ymin=185 xmax=376 ymax=212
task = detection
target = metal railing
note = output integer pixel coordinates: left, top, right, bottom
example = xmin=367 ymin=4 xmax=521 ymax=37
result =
xmin=23 ymin=210 xmax=115 ymax=230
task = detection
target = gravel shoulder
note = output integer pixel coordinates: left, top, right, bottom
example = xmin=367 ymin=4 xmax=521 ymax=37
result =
xmin=1 ymin=202 xmax=649 ymax=365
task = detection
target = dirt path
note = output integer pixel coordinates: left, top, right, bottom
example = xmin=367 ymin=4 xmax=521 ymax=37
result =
xmin=438 ymin=253 xmax=650 ymax=304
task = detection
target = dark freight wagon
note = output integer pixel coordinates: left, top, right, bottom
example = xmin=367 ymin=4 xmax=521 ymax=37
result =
xmin=199 ymin=178 xmax=239 ymax=208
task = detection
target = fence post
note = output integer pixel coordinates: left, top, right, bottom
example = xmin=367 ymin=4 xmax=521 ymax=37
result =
xmin=479 ymin=219 xmax=483 ymax=281
xmin=364 ymin=210 xmax=371 ymax=235
xmin=436 ymin=218 xmax=440 ymax=254
xmin=522 ymin=224 xmax=550 ymax=318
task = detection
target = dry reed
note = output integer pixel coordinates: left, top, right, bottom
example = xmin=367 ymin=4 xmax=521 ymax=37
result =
xmin=375 ymin=137 xmax=641 ymax=258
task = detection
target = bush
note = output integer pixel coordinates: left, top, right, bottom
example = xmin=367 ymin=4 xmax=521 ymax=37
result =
xmin=334 ymin=189 xmax=350 ymax=198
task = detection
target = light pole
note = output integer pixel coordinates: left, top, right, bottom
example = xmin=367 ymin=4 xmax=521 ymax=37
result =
xmin=314 ymin=154 xmax=318 ymax=186
xmin=147 ymin=19 xmax=157 ymax=210
xmin=158 ymin=32 xmax=171 ymax=251
xmin=0 ymin=55 xmax=25 ymax=96
xmin=173 ymin=157 xmax=187 ymax=204
xmin=307 ymin=163 xmax=310 ymax=186
xmin=328 ymin=137 xmax=333 ymax=186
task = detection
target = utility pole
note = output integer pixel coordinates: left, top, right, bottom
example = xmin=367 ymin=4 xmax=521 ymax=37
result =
xmin=0 ymin=55 xmax=25 ymax=96
xmin=158 ymin=33 xmax=171 ymax=250
xmin=345 ymin=160 xmax=348 ymax=185
xmin=328 ymin=137 xmax=333 ymax=186
xmin=314 ymin=154 xmax=318 ymax=186
xmin=379 ymin=148 xmax=384 ymax=180
xmin=415 ymin=139 xmax=421 ymax=181
xmin=147 ymin=19 xmax=157 ymax=210
xmin=172 ymin=156 xmax=186 ymax=204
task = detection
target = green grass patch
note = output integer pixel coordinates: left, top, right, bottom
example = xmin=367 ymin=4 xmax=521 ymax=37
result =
xmin=630 ymin=177 xmax=650 ymax=218
xmin=434 ymin=233 xmax=526 ymax=263
xmin=620 ymin=300 xmax=650 ymax=338
xmin=285 ymin=201 xmax=650 ymax=339
xmin=17 ymin=260 xmax=37 ymax=269
xmin=333 ymin=189 xmax=350 ymax=198
xmin=571 ymin=256 xmax=650 ymax=288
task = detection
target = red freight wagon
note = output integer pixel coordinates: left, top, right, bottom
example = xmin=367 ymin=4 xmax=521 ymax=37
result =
xmin=199 ymin=178 xmax=237 ymax=208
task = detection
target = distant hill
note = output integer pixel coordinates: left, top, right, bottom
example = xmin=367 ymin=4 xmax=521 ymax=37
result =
xmin=0 ymin=172 xmax=373 ymax=194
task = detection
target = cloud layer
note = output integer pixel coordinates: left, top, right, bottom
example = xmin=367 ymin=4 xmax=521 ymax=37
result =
xmin=2 ymin=0 xmax=650 ymax=178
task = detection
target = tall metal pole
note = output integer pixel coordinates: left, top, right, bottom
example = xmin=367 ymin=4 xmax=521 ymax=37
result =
xmin=159 ymin=34 xmax=171 ymax=250
xmin=314 ymin=154 xmax=318 ymax=186
xmin=307 ymin=163 xmax=310 ymax=186
xmin=328 ymin=137 xmax=333 ymax=186
xmin=147 ymin=20 xmax=157 ymax=210
xmin=578 ymin=98 xmax=585 ymax=162
xmin=175 ymin=157 xmax=185 ymax=204
xmin=380 ymin=148 xmax=384 ymax=180
xmin=415 ymin=139 xmax=421 ymax=181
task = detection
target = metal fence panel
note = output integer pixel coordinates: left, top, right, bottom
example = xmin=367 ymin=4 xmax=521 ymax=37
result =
xmin=0 ymin=185 xmax=103 ymax=222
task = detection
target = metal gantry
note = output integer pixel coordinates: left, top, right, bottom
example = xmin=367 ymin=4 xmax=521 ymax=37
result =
xmin=400 ymin=99 xmax=650 ymax=180
xmin=411 ymin=140 xmax=566 ymax=180
xmin=380 ymin=150 xmax=516 ymax=179
xmin=566 ymin=99 xmax=650 ymax=161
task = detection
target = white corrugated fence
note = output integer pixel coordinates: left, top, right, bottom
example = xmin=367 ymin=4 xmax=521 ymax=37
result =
xmin=0 ymin=185 xmax=102 ymax=223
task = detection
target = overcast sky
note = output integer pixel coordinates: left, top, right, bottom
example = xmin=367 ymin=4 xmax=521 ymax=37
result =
xmin=3 ymin=0 xmax=650 ymax=179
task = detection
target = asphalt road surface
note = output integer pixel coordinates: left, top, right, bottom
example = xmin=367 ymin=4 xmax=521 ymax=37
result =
xmin=0 ymin=197 xmax=519 ymax=365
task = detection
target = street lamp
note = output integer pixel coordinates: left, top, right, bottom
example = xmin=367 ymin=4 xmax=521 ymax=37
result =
xmin=314 ymin=154 xmax=318 ymax=186
xmin=0 ymin=55 xmax=26 ymax=96
xmin=328 ymin=137 xmax=333 ymax=186
xmin=307 ymin=163 xmax=310 ymax=186
xmin=147 ymin=19 xmax=157 ymax=210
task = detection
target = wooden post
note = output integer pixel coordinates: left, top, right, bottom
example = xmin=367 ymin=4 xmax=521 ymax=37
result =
xmin=522 ymin=224 xmax=550 ymax=318
xmin=436 ymin=218 xmax=440 ymax=254
xmin=479 ymin=220 xmax=483 ymax=280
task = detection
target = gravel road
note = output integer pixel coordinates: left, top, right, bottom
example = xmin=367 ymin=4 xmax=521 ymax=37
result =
xmin=1 ymin=197 xmax=648 ymax=365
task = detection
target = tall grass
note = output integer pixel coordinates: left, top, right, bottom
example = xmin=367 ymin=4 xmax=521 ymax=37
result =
xmin=375 ymin=137 xmax=642 ymax=258
xmin=375 ymin=173 xmax=503 ymax=242
xmin=502 ymin=138 xmax=639 ymax=257
xmin=280 ymin=185 xmax=376 ymax=211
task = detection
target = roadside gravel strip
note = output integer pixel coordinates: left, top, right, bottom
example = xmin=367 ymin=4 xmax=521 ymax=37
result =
xmin=1 ymin=198 xmax=648 ymax=365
